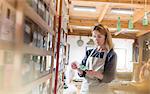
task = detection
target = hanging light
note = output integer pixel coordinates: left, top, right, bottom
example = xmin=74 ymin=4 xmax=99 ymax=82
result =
xmin=117 ymin=16 xmax=121 ymax=32
xmin=77 ymin=36 xmax=84 ymax=47
xmin=128 ymin=0 xmax=134 ymax=29
xmin=128 ymin=15 xmax=134 ymax=29
xmin=142 ymin=0 xmax=149 ymax=26
xmin=87 ymin=38 xmax=94 ymax=45
xmin=116 ymin=0 xmax=121 ymax=32
xmin=142 ymin=12 xmax=149 ymax=26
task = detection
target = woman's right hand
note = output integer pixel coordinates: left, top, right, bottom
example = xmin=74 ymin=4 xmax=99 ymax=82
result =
xmin=71 ymin=62 xmax=78 ymax=70
xmin=71 ymin=62 xmax=83 ymax=75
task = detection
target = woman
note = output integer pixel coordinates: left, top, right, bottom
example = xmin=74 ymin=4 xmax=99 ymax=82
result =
xmin=71 ymin=24 xmax=117 ymax=94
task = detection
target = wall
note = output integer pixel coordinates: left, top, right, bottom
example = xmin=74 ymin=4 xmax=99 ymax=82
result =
xmin=67 ymin=36 xmax=91 ymax=64
xmin=113 ymin=38 xmax=134 ymax=72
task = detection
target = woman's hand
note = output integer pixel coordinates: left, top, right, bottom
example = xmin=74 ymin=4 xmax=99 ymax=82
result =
xmin=71 ymin=62 xmax=78 ymax=70
xmin=86 ymin=70 xmax=103 ymax=79
xmin=71 ymin=61 xmax=84 ymax=75
xmin=86 ymin=70 xmax=94 ymax=75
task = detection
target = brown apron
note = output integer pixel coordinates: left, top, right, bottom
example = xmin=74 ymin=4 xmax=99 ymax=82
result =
xmin=80 ymin=49 xmax=112 ymax=94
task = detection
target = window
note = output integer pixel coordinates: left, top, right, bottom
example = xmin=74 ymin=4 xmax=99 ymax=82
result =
xmin=113 ymin=39 xmax=134 ymax=72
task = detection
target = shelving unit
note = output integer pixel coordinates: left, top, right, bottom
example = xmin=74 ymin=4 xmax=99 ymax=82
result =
xmin=52 ymin=0 xmax=69 ymax=94
xmin=0 ymin=40 xmax=14 ymax=50
xmin=0 ymin=0 xmax=57 ymax=94
xmin=24 ymin=2 xmax=54 ymax=35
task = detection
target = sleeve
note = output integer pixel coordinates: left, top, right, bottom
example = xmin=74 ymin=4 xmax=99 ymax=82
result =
xmin=78 ymin=49 xmax=92 ymax=77
xmin=101 ymin=52 xmax=117 ymax=83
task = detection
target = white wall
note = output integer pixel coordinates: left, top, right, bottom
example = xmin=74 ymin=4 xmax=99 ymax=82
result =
xmin=67 ymin=35 xmax=92 ymax=64
xmin=66 ymin=35 xmax=93 ymax=80
xmin=113 ymin=39 xmax=134 ymax=72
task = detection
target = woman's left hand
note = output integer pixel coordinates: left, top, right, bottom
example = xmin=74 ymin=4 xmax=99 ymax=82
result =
xmin=85 ymin=70 xmax=96 ymax=77
xmin=86 ymin=70 xmax=103 ymax=79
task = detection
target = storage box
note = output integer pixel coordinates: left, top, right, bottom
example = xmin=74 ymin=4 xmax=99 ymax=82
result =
xmin=24 ymin=20 xmax=32 ymax=44
xmin=38 ymin=0 xmax=44 ymax=19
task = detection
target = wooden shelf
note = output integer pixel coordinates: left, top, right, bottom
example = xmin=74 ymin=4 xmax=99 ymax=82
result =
xmin=23 ymin=73 xmax=52 ymax=93
xmin=1 ymin=0 xmax=55 ymax=94
xmin=136 ymin=31 xmax=150 ymax=37
xmin=0 ymin=73 xmax=52 ymax=94
xmin=114 ymin=31 xmax=139 ymax=36
xmin=24 ymin=1 xmax=54 ymax=35
xmin=0 ymin=40 xmax=14 ymax=50
xmin=5 ymin=0 xmax=55 ymax=35
xmin=113 ymin=30 xmax=150 ymax=39
xmin=5 ymin=0 xmax=16 ymax=7
xmin=112 ymin=31 xmax=150 ymax=39
xmin=0 ymin=40 xmax=53 ymax=56
xmin=23 ymin=45 xmax=53 ymax=56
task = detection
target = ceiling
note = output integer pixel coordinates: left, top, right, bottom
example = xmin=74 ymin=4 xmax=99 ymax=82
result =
xmin=67 ymin=0 xmax=150 ymax=39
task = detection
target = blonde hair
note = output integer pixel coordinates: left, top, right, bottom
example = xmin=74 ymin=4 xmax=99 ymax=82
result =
xmin=92 ymin=24 xmax=114 ymax=50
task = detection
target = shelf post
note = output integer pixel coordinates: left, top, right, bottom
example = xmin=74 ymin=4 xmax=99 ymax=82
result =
xmin=54 ymin=0 xmax=63 ymax=94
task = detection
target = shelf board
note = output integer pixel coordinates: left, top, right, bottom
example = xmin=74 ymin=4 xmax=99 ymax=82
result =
xmin=0 ymin=41 xmax=53 ymax=56
xmin=114 ymin=30 xmax=139 ymax=36
xmin=5 ymin=0 xmax=54 ymax=35
xmin=0 ymin=40 xmax=14 ymax=50
xmin=23 ymin=73 xmax=52 ymax=93
xmin=136 ymin=30 xmax=150 ymax=37
xmin=24 ymin=2 xmax=54 ymax=35
xmin=23 ymin=45 xmax=52 ymax=56
xmin=114 ymin=30 xmax=150 ymax=38
xmin=0 ymin=73 xmax=52 ymax=94
xmin=5 ymin=0 xmax=16 ymax=8
xmin=113 ymin=30 xmax=150 ymax=39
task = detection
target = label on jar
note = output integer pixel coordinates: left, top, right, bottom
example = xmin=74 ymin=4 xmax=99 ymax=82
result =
xmin=25 ymin=24 xmax=31 ymax=34
xmin=37 ymin=32 xmax=41 ymax=48
xmin=33 ymin=32 xmax=37 ymax=39
xmin=0 ymin=18 xmax=14 ymax=41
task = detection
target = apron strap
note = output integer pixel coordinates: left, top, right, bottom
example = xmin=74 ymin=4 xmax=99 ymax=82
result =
xmin=86 ymin=48 xmax=96 ymax=67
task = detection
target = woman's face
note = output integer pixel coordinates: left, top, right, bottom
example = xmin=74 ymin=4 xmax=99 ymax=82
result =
xmin=92 ymin=30 xmax=106 ymax=46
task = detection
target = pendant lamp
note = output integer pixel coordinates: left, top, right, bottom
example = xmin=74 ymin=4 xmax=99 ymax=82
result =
xmin=142 ymin=12 xmax=149 ymax=26
xmin=117 ymin=16 xmax=121 ymax=32
xmin=128 ymin=15 xmax=134 ymax=29
xmin=77 ymin=36 xmax=84 ymax=47
xmin=142 ymin=0 xmax=149 ymax=26
xmin=128 ymin=0 xmax=134 ymax=29
xmin=87 ymin=38 xmax=94 ymax=45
